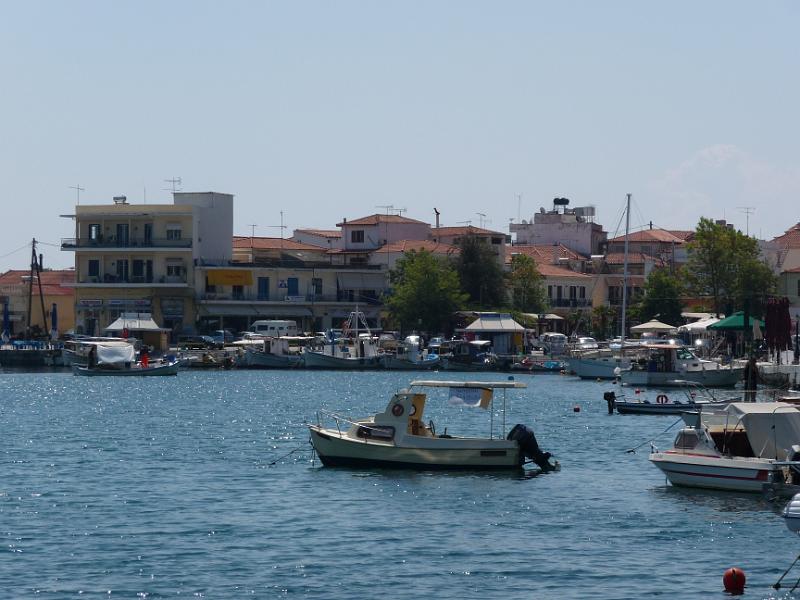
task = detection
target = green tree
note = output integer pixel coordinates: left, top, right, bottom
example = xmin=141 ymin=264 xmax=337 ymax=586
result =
xmin=455 ymin=235 xmax=505 ymax=307
xmin=686 ymin=217 xmax=776 ymax=316
xmin=591 ymin=305 xmax=617 ymax=340
xmin=387 ymin=250 xmax=468 ymax=334
xmin=507 ymin=254 xmax=548 ymax=313
xmin=637 ymin=267 xmax=685 ymax=325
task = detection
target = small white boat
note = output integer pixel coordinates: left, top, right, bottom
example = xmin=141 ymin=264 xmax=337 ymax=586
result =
xmin=649 ymin=402 xmax=800 ymax=492
xmin=303 ymin=309 xmax=382 ymax=370
xmin=783 ymin=493 xmax=800 ymax=532
xmin=237 ymin=336 xmax=310 ymax=369
xmin=309 ymin=379 xmax=557 ymax=471
xmin=72 ymin=340 xmax=179 ymax=376
xmin=605 ymin=382 xmax=733 ymax=415
xmin=73 ymin=361 xmax=179 ymax=376
xmin=380 ymin=335 xmax=440 ymax=370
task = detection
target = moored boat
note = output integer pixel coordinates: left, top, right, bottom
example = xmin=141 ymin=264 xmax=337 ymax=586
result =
xmin=620 ymin=343 xmax=742 ymax=388
xmin=309 ymin=379 xmax=558 ymax=471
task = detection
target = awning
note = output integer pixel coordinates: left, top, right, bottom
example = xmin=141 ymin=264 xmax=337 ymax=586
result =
xmin=466 ymin=314 xmax=525 ymax=332
xmin=337 ymin=273 xmax=386 ymax=290
xmin=105 ymin=313 xmax=167 ymax=332
xmin=206 ymin=269 xmax=254 ymax=286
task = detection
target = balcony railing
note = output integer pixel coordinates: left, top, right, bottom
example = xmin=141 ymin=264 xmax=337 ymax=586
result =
xmin=61 ymin=237 xmax=192 ymax=249
xmin=548 ymin=298 xmax=591 ymax=308
xmin=77 ymin=274 xmax=188 ymax=285
xmin=199 ymin=292 xmax=383 ymax=305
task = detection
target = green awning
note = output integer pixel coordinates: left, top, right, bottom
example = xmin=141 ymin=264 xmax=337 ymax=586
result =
xmin=706 ymin=311 xmax=764 ymax=331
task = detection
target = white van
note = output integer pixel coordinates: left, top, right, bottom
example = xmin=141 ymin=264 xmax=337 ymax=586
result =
xmin=249 ymin=320 xmax=299 ymax=337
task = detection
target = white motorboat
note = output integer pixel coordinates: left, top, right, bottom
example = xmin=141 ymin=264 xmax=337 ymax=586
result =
xmin=567 ymin=348 xmax=633 ymax=379
xmin=237 ymin=336 xmax=310 ymax=368
xmin=308 ymin=379 xmax=558 ymax=471
xmin=72 ymin=339 xmax=179 ymax=376
xmin=604 ymin=381 xmax=734 ymax=415
xmin=649 ymin=402 xmax=800 ymax=492
xmin=620 ymin=343 xmax=742 ymax=388
xmin=783 ymin=493 xmax=800 ymax=532
xmin=381 ymin=335 xmax=440 ymax=370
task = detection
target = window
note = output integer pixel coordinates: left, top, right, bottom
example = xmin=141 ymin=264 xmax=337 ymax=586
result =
xmin=579 ymin=286 xmax=586 ymax=299
xmin=311 ymin=277 xmax=322 ymax=296
xmin=167 ymin=264 xmax=184 ymax=278
xmin=88 ymin=224 xmax=101 ymax=242
xmin=88 ymin=259 xmax=100 ymax=278
xmin=569 ymin=286 xmax=577 ymax=300
xmin=166 ymin=224 xmax=182 ymax=241
xmin=351 ymin=230 xmax=365 ymax=243
xmin=797 ymin=279 xmax=800 ymax=297
xmin=116 ymin=260 xmax=129 ymax=282
xmin=547 ymin=285 xmax=553 ymax=298
xmin=232 ymin=285 xmax=244 ymax=300
xmin=132 ymin=260 xmax=144 ymax=278
xmin=257 ymin=277 xmax=270 ymax=300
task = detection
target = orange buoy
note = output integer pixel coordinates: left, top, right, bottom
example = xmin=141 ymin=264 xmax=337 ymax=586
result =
xmin=573 ymin=405 xmax=580 ymax=412
xmin=723 ymin=567 xmax=746 ymax=594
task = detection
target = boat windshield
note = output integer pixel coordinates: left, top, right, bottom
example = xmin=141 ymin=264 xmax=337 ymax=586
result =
xmin=676 ymin=347 xmax=696 ymax=360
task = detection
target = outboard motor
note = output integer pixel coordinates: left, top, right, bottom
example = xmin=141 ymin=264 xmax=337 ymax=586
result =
xmin=507 ymin=424 xmax=556 ymax=472
xmin=603 ymin=391 xmax=616 ymax=414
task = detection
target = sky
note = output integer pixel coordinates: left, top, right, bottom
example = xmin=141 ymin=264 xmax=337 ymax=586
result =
xmin=2 ymin=1 xmax=799 ymax=271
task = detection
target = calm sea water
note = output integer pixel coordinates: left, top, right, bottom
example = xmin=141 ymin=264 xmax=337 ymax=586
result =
xmin=1 ymin=368 xmax=798 ymax=599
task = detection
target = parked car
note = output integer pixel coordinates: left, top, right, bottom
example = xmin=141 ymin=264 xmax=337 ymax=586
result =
xmin=576 ymin=336 xmax=599 ymax=350
xmin=178 ymin=335 xmax=216 ymax=350
xmin=211 ymin=329 xmax=235 ymax=346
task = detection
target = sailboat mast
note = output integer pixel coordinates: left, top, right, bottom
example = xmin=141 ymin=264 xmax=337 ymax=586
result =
xmin=620 ymin=194 xmax=631 ymax=341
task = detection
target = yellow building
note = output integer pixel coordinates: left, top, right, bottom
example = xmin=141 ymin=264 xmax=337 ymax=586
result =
xmin=0 ymin=269 xmax=75 ymax=337
xmin=61 ymin=192 xmax=233 ymax=338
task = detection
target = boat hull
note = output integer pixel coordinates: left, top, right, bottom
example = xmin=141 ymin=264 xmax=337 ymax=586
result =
xmin=238 ymin=351 xmax=303 ymax=369
xmin=621 ymin=368 xmax=742 ymax=388
xmin=381 ymin=355 xmax=440 ymax=370
xmin=303 ymin=350 xmax=382 ymax=370
xmin=309 ymin=426 xmax=522 ymax=469
xmin=615 ymin=400 xmax=730 ymax=415
xmin=649 ymin=452 xmax=775 ymax=492
xmin=568 ymin=356 xmax=630 ymax=379
xmin=73 ymin=362 xmax=179 ymax=376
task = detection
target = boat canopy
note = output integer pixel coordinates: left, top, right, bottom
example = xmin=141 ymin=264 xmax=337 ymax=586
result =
xmin=95 ymin=342 xmax=136 ymax=365
xmin=725 ymin=402 xmax=800 ymax=460
xmin=410 ymin=380 xmax=527 ymax=389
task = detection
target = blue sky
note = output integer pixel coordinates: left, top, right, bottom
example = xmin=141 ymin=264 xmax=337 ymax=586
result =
xmin=2 ymin=1 xmax=799 ymax=270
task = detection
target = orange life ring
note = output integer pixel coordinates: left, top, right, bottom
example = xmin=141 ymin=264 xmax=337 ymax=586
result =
xmin=392 ymin=404 xmax=404 ymax=417
xmin=656 ymin=394 xmax=669 ymax=404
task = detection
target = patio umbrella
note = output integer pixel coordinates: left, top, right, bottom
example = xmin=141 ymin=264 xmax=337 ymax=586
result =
xmin=630 ymin=319 xmax=678 ymax=334
xmin=50 ymin=303 xmax=58 ymax=341
xmin=1 ymin=300 xmax=9 ymax=343
xmin=707 ymin=312 xmax=765 ymax=331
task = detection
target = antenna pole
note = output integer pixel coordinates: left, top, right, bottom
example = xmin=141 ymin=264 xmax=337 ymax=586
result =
xmin=69 ymin=184 xmax=85 ymax=206
xmin=164 ymin=177 xmax=182 ymax=193
xmin=620 ymin=193 xmax=631 ymax=341
xmin=737 ymin=206 xmax=755 ymax=236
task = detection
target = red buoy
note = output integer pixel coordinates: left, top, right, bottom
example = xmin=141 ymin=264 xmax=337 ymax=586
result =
xmin=723 ymin=567 xmax=746 ymax=594
xmin=635 ymin=388 xmax=641 ymax=394
xmin=573 ymin=405 xmax=580 ymax=413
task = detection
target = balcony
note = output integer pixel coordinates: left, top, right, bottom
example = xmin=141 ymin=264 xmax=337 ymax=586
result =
xmin=198 ymin=292 xmax=383 ymax=305
xmin=72 ymin=274 xmax=188 ymax=287
xmin=61 ymin=237 xmax=192 ymax=250
xmin=548 ymin=298 xmax=591 ymax=308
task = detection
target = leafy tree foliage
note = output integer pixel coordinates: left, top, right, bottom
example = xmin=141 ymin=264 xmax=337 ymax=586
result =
xmin=387 ymin=250 xmax=467 ymax=334
xmin=591 ymin=305 xmax=617 ymax=340
xmin=507 ymin=254 xmax=548 ymax=313
xmin=686 ymin=218 xmax=776 ymax=316
xmin=637 ymin=268 xmax=685 ymax=325
xmin=455 ymin=235 xmax=505 ymax=307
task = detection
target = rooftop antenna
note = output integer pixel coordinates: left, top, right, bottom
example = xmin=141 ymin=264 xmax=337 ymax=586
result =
xmin=248 ymin=224 xmax=258 ymax=238
xmin=268 ymin=212 xmax=286 ymax=252
xmin=395 ymin=207 xmax=407 ymax=216
xmin=476 ymin=213 xmax=487 ymax=228
xmin=69 ymin=184 xmax=85 ymax=206
xmin=164 ymin=177 xmax=182 ymax=193
xmin=517 ymin=193 xmax=522 ymax=223
xmin=376 ymin=204 xmax=394 ymax=215
xmin=457 ymin=220 xmax=473 ymax=227
xmin=737 ymin=206 xmax=755 ymax=236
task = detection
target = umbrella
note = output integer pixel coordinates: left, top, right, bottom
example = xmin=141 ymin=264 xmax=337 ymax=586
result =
xmin=630 ymin=319 xmax=678 ymax=334
xmin=50 ymin=303 xmax=58 ymax=341
xmin=707 ymin=312 xmax=765 ymax=331
xmin=1 ymin=300 xmax=9 ymax=343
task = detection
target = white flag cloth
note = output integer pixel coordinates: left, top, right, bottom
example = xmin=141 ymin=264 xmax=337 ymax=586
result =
xmin=448 ymin=387 xmax=492 ymax=409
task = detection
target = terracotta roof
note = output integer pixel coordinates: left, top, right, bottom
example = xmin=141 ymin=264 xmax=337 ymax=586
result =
xmin=608 ymin=229 xmax=688 ymax=244
xmin=783 ymin=266 xmax=800 ymax=273
xmin=606 ymin=276 xmax=646 ymax=286
xmin=292 ymin=229 xmax=342 ymax=239
xmin=536 ymin=264 xmax=591 ymax=278
xmin=337 ymin=214 xmax=429 ymax=227
xmin=232 ymin=236 xmax=326 ymax=251
xmin=376 ymin=240 xmax=459 ymax=255
xmin=507 ymin=244 xmax=585 ymax=264
xmin=432 ymin=225 xmax=504 ymax=237
xmin=772 ymin=223 xmax=800 ymax=249
xmin=0 ymin=269 xmax=75 ymax=296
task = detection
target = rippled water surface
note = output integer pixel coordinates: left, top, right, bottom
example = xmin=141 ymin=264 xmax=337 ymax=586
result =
xmin=1 ymin=369 xmax=798 ymax=599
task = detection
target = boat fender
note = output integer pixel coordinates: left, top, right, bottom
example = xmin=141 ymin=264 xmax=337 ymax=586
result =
xmin=391 ymin=404 xmax=404 ymax=417
xmin=656 ymin=394 xmax=669 ymax=404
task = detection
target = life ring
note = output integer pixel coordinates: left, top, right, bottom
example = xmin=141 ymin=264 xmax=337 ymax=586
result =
xmin=392 ymin=404 xmax=404 ymax=417
xmin=409 ymin=403 xmax=417 ymax=417
xmin=656 ymin=394 xmax=669 ymax=404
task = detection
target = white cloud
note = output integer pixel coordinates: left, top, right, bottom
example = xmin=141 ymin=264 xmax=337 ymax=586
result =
xmin=646 ymin=144 xmax=800 ymax=238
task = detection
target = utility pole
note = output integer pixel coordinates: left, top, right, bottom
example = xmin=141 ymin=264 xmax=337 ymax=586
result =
xmin=164 ymin=177 xmax=182 ymax=193
xmin=737 ymin=206 xmax=755 ymax=236
xmin=69 ymin=184 xmax=85 ymax=206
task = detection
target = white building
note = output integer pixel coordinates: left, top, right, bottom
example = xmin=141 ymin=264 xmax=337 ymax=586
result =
xmin=510 ymin=198 xmax=606 ymax=257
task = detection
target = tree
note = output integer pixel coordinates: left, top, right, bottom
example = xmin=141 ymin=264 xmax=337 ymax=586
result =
xmin=507 ymin=254 xmax=548 ymax=313
xmin=387 ymin=250 xmax=468 ymax=334
xmin=455 ymin=235 xmax=505 ymax=307
xmin=637 ymin=267 xmax=685 ymax=325
xmin=685 ymin=217 xmax=776 ymax=316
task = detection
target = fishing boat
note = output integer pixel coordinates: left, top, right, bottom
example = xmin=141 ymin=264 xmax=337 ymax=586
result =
xmin=72 ymin=341 xmax=179 ymax=376
xmin=302 ymin=309 xmax=382 ymax=369
xmin=441 ymin=340 xmax=498 ymax=371
xmin=619 ymin=343 xmax=742 ymax=388
xmin=237 ymin=336 xmax=311 ymax=368
xmin=649 ymin=402 xmax=800 ymax=492
xmin=603 ymin=381 xmax=733 ymax=415
xmin=309 ymin=379 xmax=558 ymax=471
xmin=380 ymin=335 xmax=440 ymax=370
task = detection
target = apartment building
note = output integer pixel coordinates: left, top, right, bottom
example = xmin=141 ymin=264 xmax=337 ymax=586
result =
xmin=61 ymin=192 xmax=233 ymax=336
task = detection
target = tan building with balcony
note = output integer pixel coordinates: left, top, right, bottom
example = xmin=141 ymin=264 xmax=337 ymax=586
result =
xmin=61 ymin=192 xmax=233 ymax=337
